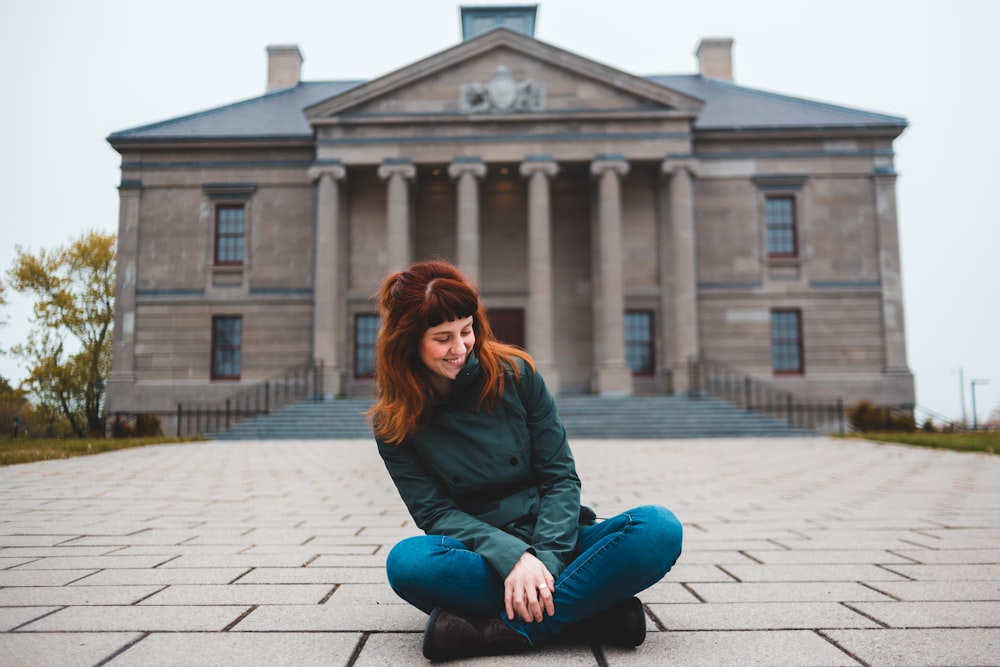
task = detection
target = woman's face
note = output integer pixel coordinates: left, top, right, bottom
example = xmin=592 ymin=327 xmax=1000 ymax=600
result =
xmin=420 ymin=316 xmax=475 ymax=392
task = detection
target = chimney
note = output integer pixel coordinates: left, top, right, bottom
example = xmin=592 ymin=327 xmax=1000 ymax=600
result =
xmin=266 ymin=45 xmax=303 ymax=92
xmin=695 ymin=38 xmax=734 ymax=81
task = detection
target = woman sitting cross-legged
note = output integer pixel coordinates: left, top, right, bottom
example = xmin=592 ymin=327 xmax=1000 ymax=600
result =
xmin=368 ymin=260 xmax=683 ymax=662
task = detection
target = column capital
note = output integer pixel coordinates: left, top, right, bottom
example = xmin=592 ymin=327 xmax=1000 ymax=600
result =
xmin=870 ymin=164 xmax=898 ymax=182
xmin=661 ymin=158 xmax=698 ymax=178
xmin=520 ymin=155 xmax=558 ymax=179
xmin=118 ymin=179 xmax=143 ymax=191
xmin=590 ymin=154 xmax=630 ymax=178
xmin=447 ymin=157 xmax=487 ymax=180
xmin=378 ymin=158 xmax=416 ymax=181
xmin=308 ymin=161 xmax=347 ymax=182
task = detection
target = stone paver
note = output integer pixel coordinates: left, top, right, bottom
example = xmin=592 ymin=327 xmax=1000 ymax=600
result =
xmin=866 ymin=580 xmax=1000 ymax=601
xmin=0 ymin=585 xmax=164 ymax=606
xmin=0 ymin=633 xmax=144 ymax=667
xmin=67 ymin=568 xmax=248 ymax=586
xmin=19 ymin=605 xmax=253 ymax=632
xmin=604 ymin=630 xmax=859 ymax=666
xmin=823 ymin=629 xmax=1000 ymax=667
xmin=103 ymin=632 xmax=362 ymax=667
xmin=0 ymin=570 xmax=99 ymax=587
xmin=1 ymin=606 xmax=60 ymax=631
xmin=847 ymin=600 xmax=1000 ymax=628
xmin=1 ymin=436 xmax=998 ymax=666
xmin=689 ymin=581 xmax=895 ymax=603
xmin=136 ymin=583 xmax=335 ymax=605
xmin=648 ymin=601 xmax=881 ymax=630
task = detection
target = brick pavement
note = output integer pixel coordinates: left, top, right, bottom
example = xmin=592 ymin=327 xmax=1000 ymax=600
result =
xmin=0 ymin=437 xmax=998 ymax=666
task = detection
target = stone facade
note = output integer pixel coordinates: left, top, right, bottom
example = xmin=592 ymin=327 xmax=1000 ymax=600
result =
xmin=106 ymin=24 xmax=914 ymax=427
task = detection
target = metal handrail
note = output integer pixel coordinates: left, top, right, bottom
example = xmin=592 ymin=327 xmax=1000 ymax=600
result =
xmin=911 ymin=404 xmax=962 ymax=431
xmin=856 ymin=402 xmax=965 ymax=432
xmin=688 ymin=357 xmax=847 ymax=434
xmin=176 ymin=359 xmax=324 ymax=437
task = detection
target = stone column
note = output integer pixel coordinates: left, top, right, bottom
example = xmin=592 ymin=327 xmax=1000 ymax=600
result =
xmin=872 ymin=167 xmax=911 ymax=375
xmin=106 ymin=179 xmax=141 ymax=414
xmin=590 ymin=155 xmax=632 ymax=396
xmin=377 ymin=159 xmax=416 ymax=272
xmin=308 ymin=162 xmax=347 ymax=398
xmin=448 ymin=157 xmax=486 ymax=284
xmin=662 ymin=159 xmax=699 ymax=394
xmin=520 ymin=156 xmax=560 ymax=393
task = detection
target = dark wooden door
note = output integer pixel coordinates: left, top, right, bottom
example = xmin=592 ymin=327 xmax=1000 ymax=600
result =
xmin=487 ymin=308 xmax=525 ymax=349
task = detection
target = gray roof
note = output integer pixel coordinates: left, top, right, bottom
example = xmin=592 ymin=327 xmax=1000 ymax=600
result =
xmin=108 ymin=81 xmax=363 ymax=142
xmin=649 ymin=75 xmax=906 ymax=131
xmin=109 ymin=74 xmax=905 ymax=144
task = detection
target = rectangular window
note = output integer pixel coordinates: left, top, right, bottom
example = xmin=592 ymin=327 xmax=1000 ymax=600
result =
xmin=211 ymin=316 xmax=242 ymax=380
xmin=624 ymin=310 xmax=654 ymax=376
xmin=355 ymin=314 xmax=380 ymax=378
xmin=766 ymin=196 xmax=797 ymax=257
xmin=215 ymin=205 xmax=245 ymax=265
xmin=771 ymin=309 xmax=803 ymax=375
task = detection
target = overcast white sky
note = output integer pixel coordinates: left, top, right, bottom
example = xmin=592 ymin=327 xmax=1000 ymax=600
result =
xmin=1 ymin=0 xmax=997 ymax=424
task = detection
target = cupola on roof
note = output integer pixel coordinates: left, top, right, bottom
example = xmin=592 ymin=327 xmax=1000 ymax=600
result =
xmin=461 ymin=4 xmax=537 ymax=39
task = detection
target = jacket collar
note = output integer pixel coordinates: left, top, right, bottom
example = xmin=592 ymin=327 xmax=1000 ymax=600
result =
xmin=455 ymin=349 xmax=482 ymax=391
xmin=433 ymin=349 xmax=481 ymax=406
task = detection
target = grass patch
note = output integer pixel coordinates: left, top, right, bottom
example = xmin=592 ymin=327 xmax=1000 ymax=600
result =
xmin=0 ymin=436 xmax=203 ymax=467
xmin=849 ymin=431 xmax=999 ymax=455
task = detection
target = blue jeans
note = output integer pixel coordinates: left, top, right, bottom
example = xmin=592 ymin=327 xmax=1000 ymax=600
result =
xmin=385 ymin=504 xmax=683 ymax=645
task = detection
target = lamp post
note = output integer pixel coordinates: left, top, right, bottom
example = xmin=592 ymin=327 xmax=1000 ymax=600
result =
xmin=954 ymin=366 xmax=967 ymax=427
xmin=971 ymin=378 xmax=990 ymax=431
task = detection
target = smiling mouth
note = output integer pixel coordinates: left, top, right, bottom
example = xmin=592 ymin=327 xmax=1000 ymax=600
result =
xmin=444 ymin=356 xmax=465 ymax=367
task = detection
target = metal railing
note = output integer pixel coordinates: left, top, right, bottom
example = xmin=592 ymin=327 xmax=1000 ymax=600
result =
xmin=688 ymin=357 xmax=846 ymax=434
xmin=176 ymin=360 xmax=324 ymax=437
xmin=853 ymin=402 xmax=961 ymax=432
xmin=911 ymin=404 xmax=961 ymax=431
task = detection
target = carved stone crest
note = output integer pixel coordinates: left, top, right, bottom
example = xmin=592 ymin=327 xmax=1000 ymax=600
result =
xmin=461 ymin=66 xmax=545 ymax=113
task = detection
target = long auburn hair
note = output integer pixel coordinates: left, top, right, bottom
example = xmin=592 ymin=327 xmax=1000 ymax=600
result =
xmin=367 ymin=260 xmax=533 ymax=445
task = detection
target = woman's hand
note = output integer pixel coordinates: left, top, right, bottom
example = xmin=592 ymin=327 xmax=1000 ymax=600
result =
xmin=504 ymin=551 xmax=556 ymax=623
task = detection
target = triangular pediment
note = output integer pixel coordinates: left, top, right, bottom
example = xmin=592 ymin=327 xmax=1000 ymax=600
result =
xmin=305 ymin=28 xmax=702 ymax=121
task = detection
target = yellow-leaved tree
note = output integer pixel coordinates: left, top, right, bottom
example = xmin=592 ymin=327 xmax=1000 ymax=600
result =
xmin=7 ymin=230 xmax=115 ymax=437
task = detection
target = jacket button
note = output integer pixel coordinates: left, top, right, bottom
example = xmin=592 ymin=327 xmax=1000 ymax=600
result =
xmin=452 ymin=476 xmax=461 ymax=484
xmin=528 ymin=489 xmax=537 ymax=498
xmin=509 ymin=457 xmax=518 ymax=465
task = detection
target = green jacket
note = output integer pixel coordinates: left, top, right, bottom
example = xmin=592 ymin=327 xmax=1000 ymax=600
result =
xmin=377 ymin=353 xmax=588 ymax=578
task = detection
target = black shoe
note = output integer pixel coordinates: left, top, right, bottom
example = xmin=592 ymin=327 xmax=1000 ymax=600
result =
xmin=586 ymin=597 xmax=646 ymax=647
xmin=423 ymin=608 xmax=530 ymax=662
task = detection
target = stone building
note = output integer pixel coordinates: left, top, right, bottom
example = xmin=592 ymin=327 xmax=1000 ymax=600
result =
xmin=105 ymin=6 xmax=914 ymax=425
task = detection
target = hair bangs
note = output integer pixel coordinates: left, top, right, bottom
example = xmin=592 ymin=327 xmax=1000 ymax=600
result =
xmin=421 ymin=277 xmax=478 ymax=328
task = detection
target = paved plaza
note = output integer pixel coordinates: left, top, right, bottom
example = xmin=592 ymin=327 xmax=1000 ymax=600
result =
xmin=0 ymin=436 xmax=998 ymax=666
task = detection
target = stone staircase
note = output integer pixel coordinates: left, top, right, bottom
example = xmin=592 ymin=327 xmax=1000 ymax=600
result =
xmin=208 ymin=395 xmax=818 ymax=440
xmin=555 ymin=395 xmax=818 ymax=438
